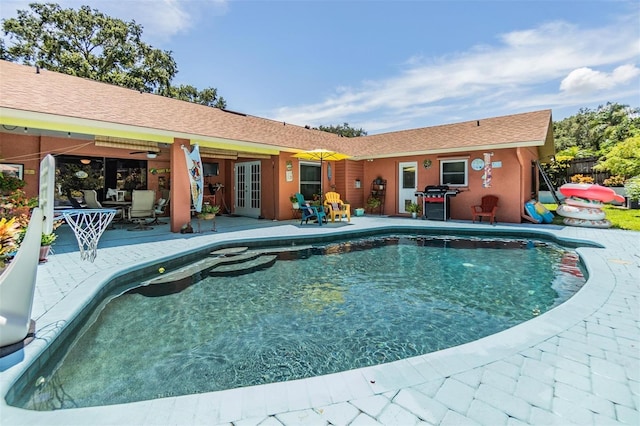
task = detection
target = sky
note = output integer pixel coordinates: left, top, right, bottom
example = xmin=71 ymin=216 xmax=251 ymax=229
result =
xmin=1 ymin=0 xmax=639 ymax=134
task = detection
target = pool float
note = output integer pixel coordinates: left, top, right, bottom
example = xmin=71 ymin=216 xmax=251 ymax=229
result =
xmin=524 ymin=201 xmax=543 ymax=223
xmin=562 ymin=217 xmax=612 ymax=229
xmin=556 ymin=204 xmax=606 ymax=221
xmin=559 ymin=183 xmax=625 ymax=204
xmin=564 ymin=196 xmax=604 ymax=209
xmin=524 ymin=200 xmax=554 ymax=223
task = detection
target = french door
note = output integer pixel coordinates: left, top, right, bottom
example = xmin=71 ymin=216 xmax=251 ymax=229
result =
xmin=398 ymin=161 xmax=417 ymax=213
xmin=234 ymin=161 xmax=261 ymax=217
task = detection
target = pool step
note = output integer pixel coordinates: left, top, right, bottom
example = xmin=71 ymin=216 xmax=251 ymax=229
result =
xmin=144 ymin=252 xmax=261 ymax=286
xmin=136 ymin=245 xmax=312 ymax=296
xmin=210 ymin=246 xmax=249 ymax=256
xmin=209 ymin=254 xmax=277 ymax=277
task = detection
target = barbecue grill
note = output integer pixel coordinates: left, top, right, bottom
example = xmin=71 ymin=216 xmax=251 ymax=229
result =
xmin=414 ymin=185 xmax=460 ymax=221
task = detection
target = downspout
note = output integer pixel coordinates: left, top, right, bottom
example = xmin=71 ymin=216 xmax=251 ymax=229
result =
xmin=517 ymin=147 xmax=539 ymax=223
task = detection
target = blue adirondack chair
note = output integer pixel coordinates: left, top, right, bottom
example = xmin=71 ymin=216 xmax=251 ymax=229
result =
xmin=295 ymin=193 xmax=326 ymax=226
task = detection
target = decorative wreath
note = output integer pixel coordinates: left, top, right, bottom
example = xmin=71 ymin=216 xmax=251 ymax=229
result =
xmin=423 ymin=159 xmax=432 ymax=169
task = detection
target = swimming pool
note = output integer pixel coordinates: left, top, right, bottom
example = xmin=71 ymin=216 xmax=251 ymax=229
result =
xmin=11 ymin=233 xmax=586 ymax=410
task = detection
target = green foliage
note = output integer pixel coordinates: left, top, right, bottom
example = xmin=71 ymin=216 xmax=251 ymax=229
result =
xmin=593 ymin=136 xmax=640 ymax=178
xmin=0 ymin=173 xmax=25 ymax=193
xmin=162 ymin=85 xmax=227 ymax=109
xmin=553 ymin=103 xmax=640 ymax=156
xmin=539 ymin=157 xmax=571 ymax=189
xmin=366 ymin=196 xmax=381 ymax=209
xmin=199 ymin=204 xmax=220 ymax=215
xmin=317 ymin=122 xmax=367 ymax=137
xmin=406 ymin=202 xmax=420 ymax=213
xmin=0 ymin=189 xmax=37 ymax=231
xmin=40 ymin=232 xmax=57 ymax=246
xmin=1 ymin=3 xmax=225 ymax=108
xmin=624 ymin=176 xmax=640 ymax=202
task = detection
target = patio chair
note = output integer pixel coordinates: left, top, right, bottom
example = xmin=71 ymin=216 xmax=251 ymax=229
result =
xmin=471 ymin=195 xmax=499 ymax=224
xmin=83 ymin=189 xmax=124 ymax=224
xmin=127 ymin=190 xmax=156 ymax=231
xmin=65 ymin=190 xmax=85 ymax=209
xmin=150 ymin=193 xmax=170 ymax=225
xmin=324 ymin=191 xmax=351 ymax=222
xmin=295 ymin=193 xmax=327 ymax=226
xmin=82 ymin=189 xmax=103 ymax=209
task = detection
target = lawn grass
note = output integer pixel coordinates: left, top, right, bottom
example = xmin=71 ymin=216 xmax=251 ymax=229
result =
xmin=543 ymin=203 xmax=640 ymax=231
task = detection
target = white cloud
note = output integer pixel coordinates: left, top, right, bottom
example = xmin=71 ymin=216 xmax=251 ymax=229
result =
xmin=272 ymin=16 xmax=640 ymax=131
xmin=0 ymin=0 xmax=229 ymax=44
xmin=560 ymin=65 xmax=640 ymax=93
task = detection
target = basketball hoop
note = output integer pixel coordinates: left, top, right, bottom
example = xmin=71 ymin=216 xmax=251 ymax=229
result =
xmin=62 ymin=209 xmax=117 ymax=262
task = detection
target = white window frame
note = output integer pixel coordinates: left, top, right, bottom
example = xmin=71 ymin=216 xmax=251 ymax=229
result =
xmin=299 ymin=161 xmax=321 ymax=199
xmin=440 ymin=158 xmax=468 ymax=187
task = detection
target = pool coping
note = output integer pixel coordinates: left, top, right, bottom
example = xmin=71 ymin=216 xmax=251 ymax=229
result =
xmin=0 ymin=217 xmax=638 ymax=425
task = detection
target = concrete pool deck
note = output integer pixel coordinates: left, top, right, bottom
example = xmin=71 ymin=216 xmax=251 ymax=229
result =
xmin=0 ymin=215 xmax=638 ymax=425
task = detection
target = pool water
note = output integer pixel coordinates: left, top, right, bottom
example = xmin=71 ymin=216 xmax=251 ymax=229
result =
xmin=20 ymin=235 xmax=585 ymax=410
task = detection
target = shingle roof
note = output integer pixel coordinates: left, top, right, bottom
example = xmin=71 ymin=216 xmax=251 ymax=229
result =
xmin=0 ymin=60 xmax=343 ymax=152
xmin=0 ymin=60 xmax=551 ymax=157
xmin=346 ymin=110 xmax=552 ymax=158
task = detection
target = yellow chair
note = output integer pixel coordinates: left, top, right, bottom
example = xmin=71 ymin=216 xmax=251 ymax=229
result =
xmin=324 ymin=192 xmax=351 ymax=222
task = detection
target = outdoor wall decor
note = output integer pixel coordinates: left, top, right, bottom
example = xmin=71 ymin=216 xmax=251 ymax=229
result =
xmin=423 ymin=159 xmax=432 ymax=169
xmin=482 ymin=152 xmax=493 ymax=188
xmin=0 ymin=163 xmax=23 ymax=179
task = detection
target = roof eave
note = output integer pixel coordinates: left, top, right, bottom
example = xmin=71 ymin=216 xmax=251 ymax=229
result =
xmin=350 ymin=140 xmax=546 ymax=160
xmin=0 ymin=107 xmax=282 ymax=155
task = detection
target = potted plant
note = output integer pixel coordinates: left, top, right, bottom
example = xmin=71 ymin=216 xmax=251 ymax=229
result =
xmin=40 ymin=231 xmax=57 ymax=262
xmin=406 ymin=202 xmax=421 ymax=218
xmin=198 ymin=204 xmax=220 ymax=220
xmin=624 ymin=176 xmax=640 ymax=209
xmin=366 ymin=196 xmax=382 ymax=212
xmin=290 ymin=195 xmax=299 ymax=209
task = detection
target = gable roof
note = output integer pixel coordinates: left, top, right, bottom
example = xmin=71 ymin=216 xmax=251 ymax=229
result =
xmin=0 ymin=60 xmax=552 ymax=158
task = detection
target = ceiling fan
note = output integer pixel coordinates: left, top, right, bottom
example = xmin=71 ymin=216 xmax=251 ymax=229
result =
xmin=130 ymin=150 xmax=160 ymax=158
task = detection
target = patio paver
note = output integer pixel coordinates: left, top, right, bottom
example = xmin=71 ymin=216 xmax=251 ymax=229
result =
xmin=0 ymin=215 xmax=638 ymax=425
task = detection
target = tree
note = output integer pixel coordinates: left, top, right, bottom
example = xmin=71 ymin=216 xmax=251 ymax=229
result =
xmin=593 ymin=136 xmax=640 ymax=178
xmin=317 ymin=122 xmax=367 ymax=137
xmin=161 ymin=85 xmax=226 ymax=109
xmin=1 ymin=3 xmax=226 ymax=108
xmin=553 ymin=103 xmax=640 ymax=156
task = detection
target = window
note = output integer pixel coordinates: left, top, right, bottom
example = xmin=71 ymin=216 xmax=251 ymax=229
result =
xmin=440 ymin=159 xmax=468 ymax=186
xmin=299 ymin=162 xmax=320 ymax=200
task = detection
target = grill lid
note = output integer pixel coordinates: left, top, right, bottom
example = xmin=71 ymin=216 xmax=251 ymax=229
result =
xmin=424 ymin=185 xmax=450 ymax=192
